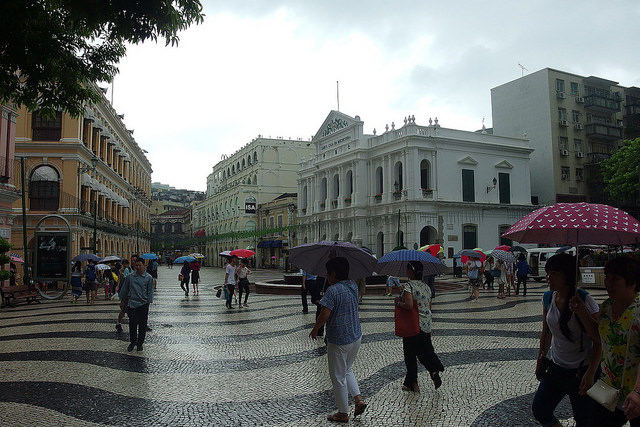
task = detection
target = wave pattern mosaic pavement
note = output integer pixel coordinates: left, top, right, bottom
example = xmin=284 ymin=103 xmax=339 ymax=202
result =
xmin=0 ymin=268 xmax=608 ymax=426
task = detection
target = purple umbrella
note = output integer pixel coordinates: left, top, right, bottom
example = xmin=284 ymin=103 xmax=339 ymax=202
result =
xmin=289 ymin=240 xmax=377 ymax=280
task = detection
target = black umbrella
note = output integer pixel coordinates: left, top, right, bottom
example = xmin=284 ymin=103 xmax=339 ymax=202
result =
xmin=510 ymin=246 xmax=528 ymax=253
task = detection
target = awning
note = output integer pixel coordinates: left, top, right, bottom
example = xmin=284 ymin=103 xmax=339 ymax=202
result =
xmin=258 ymin=240 xmax=283 ymax=248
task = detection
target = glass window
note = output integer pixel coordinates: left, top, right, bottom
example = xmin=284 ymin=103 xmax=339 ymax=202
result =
xmin=420 ymin=159 xmax=430 ymax=189
xmin=561 ymin=167 xmax=570 ymax=181
xmin=576 ymin=168 xmax=584 ymax=181
xmin=462 ymin=169 xmax=475 ymax=202
xmin=558 ymin=108 xmax=567 ymax=121
xmin=556 ymin=79 xmax=565 ymax=93
xmin=32 ymin=111 xmax=62 ymax=141
xmin=29 ymin=165 xmax=60 ymax=210
xmin=572 ymin=110 xmax=581 ymax=122
xmin=262 ymin=218 xmax=267 ymax=229
xmin=499 ymin=225 xmax=512 ymax=246
xmin=498 ymin=173 xmax=510 ymax=204
xmin=558 ymin=137 xmax=568 ymax=150
xmin=570 ymin=82 xmax=579 ymax=96
xmin=277 ymin=214 xmax=283 ymax=228
xmin=574 ymin=139 xmax=583 ymax=152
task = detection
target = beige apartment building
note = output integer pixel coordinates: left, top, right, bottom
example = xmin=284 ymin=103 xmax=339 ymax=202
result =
xmin=12 ymin=84 xmax=152 ymax=260
xmin=491 ymin=68 xmax=631 ymax=205
xmin=193 ymin=137 xmax=314 ymax=266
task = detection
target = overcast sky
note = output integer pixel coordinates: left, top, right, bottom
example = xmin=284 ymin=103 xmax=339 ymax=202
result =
xmin=108 ymin=0 xmax=640 ymax=192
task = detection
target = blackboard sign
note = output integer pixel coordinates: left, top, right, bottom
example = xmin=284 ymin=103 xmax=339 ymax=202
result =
xmin=245 ymin=196 xmax=257 ymax=214
xmin=35 ymin=232 xmax=71 ymax=281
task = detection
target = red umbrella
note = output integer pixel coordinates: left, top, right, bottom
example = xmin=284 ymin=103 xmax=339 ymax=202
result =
xmin=502 ymin=202 xmax=640 ymax=246
xmin=421 ymin=244 xmax=442 ymax=257
xmin=230 ymin=249 xmax=256 ymax=258
xmin=495 ymin=244 xmax=511 ymax=251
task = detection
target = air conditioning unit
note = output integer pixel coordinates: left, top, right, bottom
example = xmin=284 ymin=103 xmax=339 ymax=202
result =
xmin=574 ymin=123 xmax=584 ymax=130
xmin=576 ymin=97 xmax=585 ymax=103
xmin=559 ymin=120 xmax=568 ymax=127
xmin=576 ymin=152 xmax=584 ymax=158
xmin=557 ymin=92 xmax=566 ymax=99
xmin=560 ymin=149 xmax=569 ymax=156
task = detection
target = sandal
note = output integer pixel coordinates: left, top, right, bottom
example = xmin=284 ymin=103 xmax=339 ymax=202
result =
xmin=327 ymin=413 xmax=349 ymax=423
xmin=354 ymin=401 xmax=367 ymax=417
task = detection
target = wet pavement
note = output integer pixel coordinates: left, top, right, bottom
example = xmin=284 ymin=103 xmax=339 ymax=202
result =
xmin=0 ymin=267 xmax=608 ymax=426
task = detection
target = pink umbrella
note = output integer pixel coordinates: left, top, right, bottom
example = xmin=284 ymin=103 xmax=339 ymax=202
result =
xmin=502 ymin=202 xmax=640 ymax=246
xmin=495 ymin=244 xmax=511 ymax=251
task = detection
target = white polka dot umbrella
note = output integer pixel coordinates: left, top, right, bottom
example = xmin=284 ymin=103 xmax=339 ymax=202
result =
xmin=501 ymin=202 xmax=640 ymax=246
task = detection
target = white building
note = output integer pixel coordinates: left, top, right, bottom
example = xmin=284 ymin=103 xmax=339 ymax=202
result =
xmin=297 ymin=111 xmax=535 ymax=266
xmin=193 ymin=136 xmax=315 ymax=265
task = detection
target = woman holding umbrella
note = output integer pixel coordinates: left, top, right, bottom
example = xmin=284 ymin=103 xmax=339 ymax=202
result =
xmin=395 ymin=260 xmax=444 ymax=392
xmin=532 ymin=254 xmax=601 ymax=427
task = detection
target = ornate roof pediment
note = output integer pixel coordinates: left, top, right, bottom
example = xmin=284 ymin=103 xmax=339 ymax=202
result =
xmin=313 ymin=110 xmax=360 ymax=141
xmin=495 ymin=160 xmax=514 ymax=169
xmin=457 ymin=156 xmax=478 ymax=166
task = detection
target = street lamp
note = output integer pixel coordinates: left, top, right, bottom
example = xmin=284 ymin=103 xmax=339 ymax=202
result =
xmin=486 ymin=177 xmax=498 ymax=193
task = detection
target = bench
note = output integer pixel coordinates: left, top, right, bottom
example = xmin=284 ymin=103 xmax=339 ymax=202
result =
xmin=1 ymin=284 xmax=41 ymax=307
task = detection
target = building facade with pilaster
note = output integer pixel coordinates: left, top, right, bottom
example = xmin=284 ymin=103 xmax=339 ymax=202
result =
xmin=12 ymin=83 xmax=152 ymax=261
xmin=193 ymin=137 xmax=314 ymax=267
xmin=298 ymin=111 xmax=534 ymax=267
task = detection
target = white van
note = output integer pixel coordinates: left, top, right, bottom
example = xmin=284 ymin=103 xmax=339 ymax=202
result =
xmin=526 ymin=247 xmax=576 ymax=281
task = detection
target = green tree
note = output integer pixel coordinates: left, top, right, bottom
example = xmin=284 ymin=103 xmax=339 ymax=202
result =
xmin=0 ymin=0 xmax=204 ymax=117
xmin=601 ymin=138 xmax=640 ymax=202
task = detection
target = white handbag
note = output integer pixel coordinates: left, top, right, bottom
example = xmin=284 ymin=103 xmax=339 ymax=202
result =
xmin=587 ymin=323 xmax=632 ymax=412
xmin=587 ymin=379 xmax=620 ymax=412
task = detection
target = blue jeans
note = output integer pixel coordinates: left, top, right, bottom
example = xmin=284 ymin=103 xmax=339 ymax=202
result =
xmin=532 ymin=365 xmax=595 ymax=427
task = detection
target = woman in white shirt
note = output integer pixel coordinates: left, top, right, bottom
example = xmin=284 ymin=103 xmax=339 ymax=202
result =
xmin=532 ymin=253 xmax=601 ymax=427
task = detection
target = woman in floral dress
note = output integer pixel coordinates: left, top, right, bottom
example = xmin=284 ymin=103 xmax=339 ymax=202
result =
xmin=577 ymin=257 xmax=640 ymax=426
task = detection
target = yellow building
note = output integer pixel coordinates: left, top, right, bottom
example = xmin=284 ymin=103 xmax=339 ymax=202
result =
xmin=256 ymin=193 xmax=297 ymax=270
xmin=12 ymin=84 xmax=152 ymax=261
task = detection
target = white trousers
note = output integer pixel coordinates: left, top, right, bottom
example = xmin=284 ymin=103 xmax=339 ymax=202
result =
xmin=327 ymin=337 xmax=362 ymax=413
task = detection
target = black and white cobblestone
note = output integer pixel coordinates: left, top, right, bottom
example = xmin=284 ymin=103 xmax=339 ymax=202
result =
xmin=0 ymin=268 xmax=605 ymax=426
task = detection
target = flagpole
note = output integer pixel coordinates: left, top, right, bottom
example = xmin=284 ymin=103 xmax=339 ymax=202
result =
xmin=336 ymin=81 xmax=339 ymax=111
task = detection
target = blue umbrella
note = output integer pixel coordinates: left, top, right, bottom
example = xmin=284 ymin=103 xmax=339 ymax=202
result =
xmin=374 ymin=249 xmax=446 ymax=277
xmin=72 ymin=253 xmax=101 ymax=262
xmin=140 ymin=253 xmax=158 ymax=260
xmin=173 ymin=256 xmax=196 ymax=264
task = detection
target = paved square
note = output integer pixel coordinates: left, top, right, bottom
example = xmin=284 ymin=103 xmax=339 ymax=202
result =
xmin=0 ymin=268 xmax=608 ymax=426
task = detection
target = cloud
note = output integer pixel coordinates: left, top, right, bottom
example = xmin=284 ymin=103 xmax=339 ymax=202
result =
xmin=108 ymin=0 xmax=640 ymax=191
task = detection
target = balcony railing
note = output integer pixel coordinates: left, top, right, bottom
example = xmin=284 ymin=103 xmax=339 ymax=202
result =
xmin=586 ymin=152 xmax=612 ymax=165
xmin=583 ymin=94 xmax=621 ymax=113
xmin=585 ymin=123 xmax=622 ymax=140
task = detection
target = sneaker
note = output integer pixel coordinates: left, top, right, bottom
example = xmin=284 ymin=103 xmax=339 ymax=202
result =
xmin=127 ymin=343 xmax=135 ymax=352
xmin=185 ymin=292 xmax=189 ymax=297
xmin=136 ymin=344 xmax=143 ymax=351
xmin=116 ymin=323 xmax=123 ymax=332
xmin=243 ymin=303 xmax=248 ymax=307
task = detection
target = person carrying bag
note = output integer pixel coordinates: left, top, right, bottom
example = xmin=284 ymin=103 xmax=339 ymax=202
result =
xmin=394 ymin=261 xmax=444 ymax=393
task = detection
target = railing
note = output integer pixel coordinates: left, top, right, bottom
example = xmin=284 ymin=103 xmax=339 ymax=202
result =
xmin=586 ymin=152 xmax=612 ymax=165
xmin=422 ymin=189 xmax=434 ymax=199
xmin=583 ymin=94 xmax=621 ymax=112
xmin=585 ymin=123 xmax=622 ymax=140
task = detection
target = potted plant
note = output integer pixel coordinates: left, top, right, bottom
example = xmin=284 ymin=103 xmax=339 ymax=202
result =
xmin=374 ymin=193 xmax=382 ymax=200
xmin=344 ymin=196 xmax=352 ymax=203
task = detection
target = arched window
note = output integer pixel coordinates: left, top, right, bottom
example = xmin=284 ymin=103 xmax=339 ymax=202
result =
xmin=321 ymin=177 xmax=328 ymax=201
xmin=302 ymin=185 xmax=308 ymax=209
xmin=232 ymin=165 xmax=235 ymax=174
xmin=394 ymin=161 xmax=403 ymax=191
xmin=346 ymin=170 xmax=353 ymax=196
xmin=247 ymin=176 xmax=251 ymax=185
xmin=253 ymin=152 xmax=258 ymax=163
xmin=420 ymin=159 xmax=431 ymax=189
xmin=29 ymin=165 xmax=60 ymax=210
xmin=164 ymin=223 xmax=172 ymax=233
xmin=237 ymin=162 xmax=240 ymax=171
xmin=247 ymin=155 xmax=252 ymax=165
xmin=242 ymin=159 xmax=246 ymax=168
xmin=375 ymin=167 xmax=383 ymax=195
xmin=332 ymin=174 xmax=339 ymax=199
xmin=254 ymin=174 xmax=257 ymax=185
